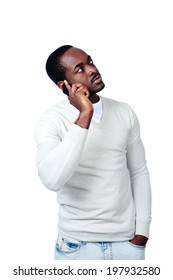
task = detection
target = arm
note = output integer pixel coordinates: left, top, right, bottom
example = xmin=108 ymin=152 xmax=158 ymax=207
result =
xmin=35 ymin=82 xmax=93 ymax=192
xmin=127 ymin=108 xmax=152 ymax=245
xmin=35 ymin=123 xmax=88 ymax=192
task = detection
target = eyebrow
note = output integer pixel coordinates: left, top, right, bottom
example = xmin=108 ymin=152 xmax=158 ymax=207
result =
xmin=74 ymin=55 xmax=92 ymax=70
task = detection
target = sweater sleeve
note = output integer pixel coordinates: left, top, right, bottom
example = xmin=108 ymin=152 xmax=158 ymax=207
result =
xmin=126 ymin=107 xmax=152 ymax=238
xmin=35 ymin=118 xmax=88 ymax=192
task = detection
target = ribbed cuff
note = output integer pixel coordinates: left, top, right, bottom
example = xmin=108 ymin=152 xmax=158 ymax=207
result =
xmin=135 ymin=218 xmax=151 ymax=238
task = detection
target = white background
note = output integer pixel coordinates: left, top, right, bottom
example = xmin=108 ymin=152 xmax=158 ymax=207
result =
xmin=1 ymin=0 xmax=173 ymax=278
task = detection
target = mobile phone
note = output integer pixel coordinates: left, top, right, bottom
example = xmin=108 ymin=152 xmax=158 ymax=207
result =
xmin=63 ymin=82 xmax=72 ymax=96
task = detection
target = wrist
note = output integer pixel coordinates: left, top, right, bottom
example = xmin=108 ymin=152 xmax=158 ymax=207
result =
xmin=80 ymin=109 xmax=94 ymax=117
xmin=75 ymin=110 xmax=93 ymax=129
xmin=130 ymin=235 xmax=148 ymax=246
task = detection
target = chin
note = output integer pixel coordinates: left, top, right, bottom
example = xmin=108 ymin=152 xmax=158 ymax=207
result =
xmin=90 ymin=82 xmax=105 ymax=95
xmin=96 ymin=82 xmax=105 ymax=93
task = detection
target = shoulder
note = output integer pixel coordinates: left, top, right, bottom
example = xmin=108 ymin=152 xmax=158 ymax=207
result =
xmin=101 ymin=96 xmax=135 ymax=116
xmin=36 ymin=99 xmax=70 ymax=122
xmin=35 ymin=99 xmax=76 ymax=132
xmin=101 ymin=96 xmax=139 ymax=131
xmin=34 ymin=100 xmax=70 ymax=142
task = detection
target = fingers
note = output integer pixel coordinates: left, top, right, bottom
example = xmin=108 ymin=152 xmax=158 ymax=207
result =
xmin=75 ymin=86 xmax=89 ymax=97
xmin=64 ymin=81 xmax=89 ymax=98
xmin=63 ymin=80 xmax=71 ymax=92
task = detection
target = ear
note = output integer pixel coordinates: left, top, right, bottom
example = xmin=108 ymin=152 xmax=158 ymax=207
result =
xmin=57 ymin=81 xmax=64 ymax=90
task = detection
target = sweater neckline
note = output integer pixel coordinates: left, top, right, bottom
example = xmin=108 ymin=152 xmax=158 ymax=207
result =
xmin=65 ymin=96 xmax=107 ymax=126
xmin=91 ymin=96 xmax=107 ymax=126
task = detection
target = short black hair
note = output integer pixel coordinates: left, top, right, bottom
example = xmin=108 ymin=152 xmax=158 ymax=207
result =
xmin=45 ymin=45 xmax=73 ymax=84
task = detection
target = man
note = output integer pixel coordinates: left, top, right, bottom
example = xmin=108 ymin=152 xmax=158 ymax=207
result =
xmin=35 ymin=45 xmax=152 ymax=260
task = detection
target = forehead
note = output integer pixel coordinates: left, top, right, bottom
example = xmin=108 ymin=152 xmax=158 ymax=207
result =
xmin=60 ymin=47 xmax=89 ymax=68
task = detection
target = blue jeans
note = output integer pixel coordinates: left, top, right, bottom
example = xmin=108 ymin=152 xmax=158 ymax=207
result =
xmin=54 ymin=235 xmax=145 ymax=260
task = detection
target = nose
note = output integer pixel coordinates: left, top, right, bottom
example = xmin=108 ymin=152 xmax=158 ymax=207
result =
xmin=88 ymin=65 xmax=97 ymax=77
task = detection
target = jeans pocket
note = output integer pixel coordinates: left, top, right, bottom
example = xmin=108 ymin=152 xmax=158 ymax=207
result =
xmin=127 ymin=241 xmax=146 ymax=249
xmin=56 ymin=238 xmax=82 ymax=256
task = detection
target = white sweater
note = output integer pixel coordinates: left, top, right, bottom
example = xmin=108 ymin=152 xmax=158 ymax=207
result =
xmin=35 ymin=96 xmax=151 ymax=241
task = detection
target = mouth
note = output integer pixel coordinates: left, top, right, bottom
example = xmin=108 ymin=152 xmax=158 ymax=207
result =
xmin=91 ymin=74 xmax=102 ymax=84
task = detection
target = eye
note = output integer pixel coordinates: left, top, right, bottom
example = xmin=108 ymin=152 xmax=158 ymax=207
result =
xmin=78 ymin=67 xmax=83 ymax=73
xmin=89 ymin=59 xmax=94 ymax=64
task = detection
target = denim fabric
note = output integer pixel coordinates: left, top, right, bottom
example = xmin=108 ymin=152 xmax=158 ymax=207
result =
xmin=54 ymin=235 xmax=145 ymax=260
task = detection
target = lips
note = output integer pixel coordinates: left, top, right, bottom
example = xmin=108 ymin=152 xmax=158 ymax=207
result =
xmin=91 ymin=74 xmax=102 ymax=84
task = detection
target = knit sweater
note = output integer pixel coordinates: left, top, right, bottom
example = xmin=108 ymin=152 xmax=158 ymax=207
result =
xmin=35 ymin=96 xmax=151 ymax=241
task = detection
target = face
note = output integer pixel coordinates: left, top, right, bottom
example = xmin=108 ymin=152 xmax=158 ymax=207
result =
xmin=59 ymin=47 xmax=105 ymax=94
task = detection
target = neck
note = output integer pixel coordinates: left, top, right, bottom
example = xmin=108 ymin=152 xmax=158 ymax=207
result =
xmin=89 ymin=93 xmax=100 ymax=104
